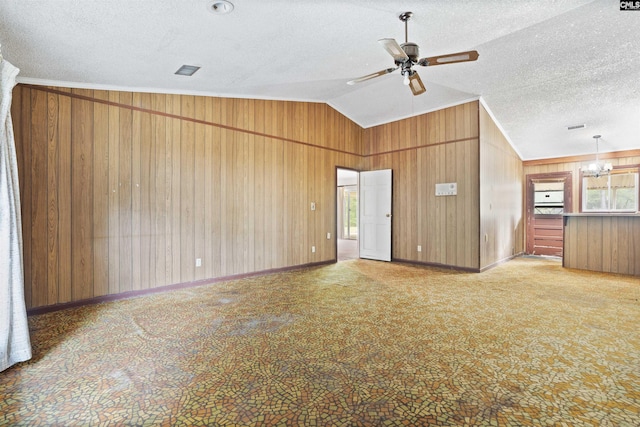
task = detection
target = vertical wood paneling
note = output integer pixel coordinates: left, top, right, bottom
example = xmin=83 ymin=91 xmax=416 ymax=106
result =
xmin=168 ymin=95 xmax=182 ymax=284
xmin=180 ymin=95 xmax=195 ymax=282
xmin=152 ymin=93 xmax=167 ymax=287
xmin=445 ymin=142 xmax=457 ymax=265
xmin=46 ymin=92 xmax=59 ymax=305
xmin=92 ymin=90 xmax=109 ymax=297
xmin=632 ymin=218 xmax=640 ymax=275
xmin=30 ymin=88 xmax=47 ymax=307
xmin=57 ymin=90 xmax=72 ymax=304
xmin=601 ymin=217 xmax=612 ymax=272
xmin=208 ymin=97 xmax=222 ymax=277
xmin=138 ymin=93 xmax=154 ymax=290
xmin=564 ymin=215 xmax=640 ymax=276
xmin=253 ymin=100 xmax=266 ymax=271
xmin=14 ymin=85 xmax=366 ymax=310
xmin=587 ymin=216 xmax=603 ymax=271
xmin=131 ymin=94 xmax=142 ymax=291
xmin=479 ymin=104 xmax=523 ymax=269
xmin=364 ymin=101 xmax=483 ymax=269
xmin=119 ymin=92 xmax=133 ymax=293
xmin=71 ymin=89 xmax=94 ymax=301
xmin=219 ymin=124 xmax=232 ymax=276
xmin=232 ymin=104 xmax=245 ymax=273
xmin=194 ymin=96 xmax=206 ymax=281
xmin=107 ymin=91 xmax=121 ymax=295
xmin=618 ymin=218 xmax=629 ymax=274
xmin=244 ymin=100 xmax=255 ymax=273
xmin=202 ymin=98 xmax=215 ymax=277
xmin=275 ymin=138 xmax=286 ymax=268
xmin=576 ymin=219 xmax=589 ymax=270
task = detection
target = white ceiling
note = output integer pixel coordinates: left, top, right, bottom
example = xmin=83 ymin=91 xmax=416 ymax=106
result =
xmin=1 ymin=0 xmax=638 ymax=160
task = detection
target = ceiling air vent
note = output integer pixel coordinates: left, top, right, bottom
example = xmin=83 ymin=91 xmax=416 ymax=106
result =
xmin=175 ymin=65 xmax=200 ymax=76
xmin=567 ymin=124 xmax=586 ymax=130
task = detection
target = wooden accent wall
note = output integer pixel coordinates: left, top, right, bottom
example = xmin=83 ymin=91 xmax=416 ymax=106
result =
xmin=364 ymin=102 xmax=481 ymax=269
xmin=564 ymin=215 xmax=640 ymax=276
xmin=12 ymin=85 xmax=363 ymax=309
xmin=13 ymin=86 xmax=529 ymax=310
xmin=479 ymin=105 xmax=524 ymax=269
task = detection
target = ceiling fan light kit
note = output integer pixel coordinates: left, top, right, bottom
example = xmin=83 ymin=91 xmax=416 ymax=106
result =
xmin=347 ymin=11 xmax=479 ymax=96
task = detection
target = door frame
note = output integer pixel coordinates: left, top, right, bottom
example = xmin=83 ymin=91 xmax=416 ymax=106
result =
xmin=335 ymin=167 xmax=360 ymax=261
xmin=525 ymin=171 xmax=572 ymax=255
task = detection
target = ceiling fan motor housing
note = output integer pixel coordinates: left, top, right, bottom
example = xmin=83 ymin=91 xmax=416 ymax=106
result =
xmin=400 ymin=42 xmax=419 ymax=63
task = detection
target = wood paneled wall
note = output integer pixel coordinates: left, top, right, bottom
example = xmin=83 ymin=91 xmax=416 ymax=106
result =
xmin=364 ymin=102 xmax=482 ymax=269
xmin=13 ymin=86 xmax=527 ymax=309
xmin=564 ymin=215 xmax=640 ymax=276
xmin=12 ymin=85 xmax=363 ymax=309
xmin=479 ymin=105 xmax=524 ymax=269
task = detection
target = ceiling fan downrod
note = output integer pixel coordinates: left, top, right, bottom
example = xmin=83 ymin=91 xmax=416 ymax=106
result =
xmin=399 ymin=11 xmax=412 ymax=44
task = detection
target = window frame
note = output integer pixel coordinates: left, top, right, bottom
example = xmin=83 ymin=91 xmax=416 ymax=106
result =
xmin=579 ymin=164 xmax=640 ymax=213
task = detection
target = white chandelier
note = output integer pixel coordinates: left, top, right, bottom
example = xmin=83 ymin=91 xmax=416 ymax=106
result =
xmin=584 ymin=135 xmax=612 ymax=178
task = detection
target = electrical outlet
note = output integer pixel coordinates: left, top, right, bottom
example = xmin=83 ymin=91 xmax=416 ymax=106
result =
xmin=195 ymin=258 xmax=202 ymax=267
xmin=417 ymin=245 xmax=422 ymax=252
xmin=327 ymin=232 xmax=331 ymax=239
xmin=310 ymin=202 xmax=316 ymax=211
xmin=311 ymin=246 xmax=316 ymax=253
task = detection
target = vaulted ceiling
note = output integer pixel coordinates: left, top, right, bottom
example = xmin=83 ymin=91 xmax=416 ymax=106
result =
xmin=1 ymin=0 xmax=638 ymax=160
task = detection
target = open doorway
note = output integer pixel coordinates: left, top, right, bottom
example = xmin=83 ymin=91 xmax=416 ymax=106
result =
xmin=337 ymin=168 xmax=359 ymax=261
xmin=526 ymin=172 xmax=572 ymax=257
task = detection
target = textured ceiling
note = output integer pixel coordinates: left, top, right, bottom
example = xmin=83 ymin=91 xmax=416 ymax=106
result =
xmin=1 ymin=0 xmax=638 ymax=160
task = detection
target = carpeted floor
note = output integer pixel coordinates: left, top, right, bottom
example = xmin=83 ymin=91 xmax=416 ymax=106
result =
xmin=1 ymin=257 xmax=639 ymax=426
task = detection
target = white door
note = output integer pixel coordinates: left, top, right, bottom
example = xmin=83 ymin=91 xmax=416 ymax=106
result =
xmin=359 ymin=169 xmax=392 ymax=261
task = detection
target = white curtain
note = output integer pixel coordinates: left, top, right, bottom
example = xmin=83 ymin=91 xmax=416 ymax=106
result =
xmin=0 ymin=51 xmax=32 ymax=372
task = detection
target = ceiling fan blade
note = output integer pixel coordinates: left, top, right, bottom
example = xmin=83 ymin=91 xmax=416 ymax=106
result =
xmin=347 ymin=67 xmax=398 ymax=85
xmin=408 ymin=72 xmax=426 ymax=96
xmin=378 ymin=38 xmax=409 ymax=63
xmin=417 ymin=50 xmax=479 ymax=67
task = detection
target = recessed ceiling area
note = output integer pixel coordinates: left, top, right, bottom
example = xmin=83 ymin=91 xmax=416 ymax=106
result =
xmin=1 ymin=0 xmax=638 ymax=160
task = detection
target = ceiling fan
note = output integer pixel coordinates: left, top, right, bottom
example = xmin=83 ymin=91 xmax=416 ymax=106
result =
xmin=347 ymin=11 xmax=479 ymax=96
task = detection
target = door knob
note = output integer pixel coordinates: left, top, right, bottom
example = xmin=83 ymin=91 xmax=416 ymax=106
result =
xmin=386 ymin=214 xmax=391 ymax=217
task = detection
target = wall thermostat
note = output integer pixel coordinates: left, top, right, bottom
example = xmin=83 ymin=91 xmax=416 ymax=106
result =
xmin=435 ymin=182 xmax=457 ymax=196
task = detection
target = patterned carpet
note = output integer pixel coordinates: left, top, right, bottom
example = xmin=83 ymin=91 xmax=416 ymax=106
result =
xmin=1 ymin=257 xmax=639 ymax=426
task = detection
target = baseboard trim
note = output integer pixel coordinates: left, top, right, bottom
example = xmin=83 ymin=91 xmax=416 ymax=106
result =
xmin=479 ymin=252 xmax=525 ymax=272
xmin=391 ymin=258 xmax=481 ymax=273
xmin=27 ymin=260 xmax=335 ymax=316
xmin=392 ymin=252 xmax=525 ymax=273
